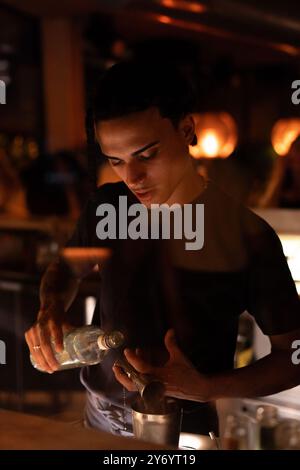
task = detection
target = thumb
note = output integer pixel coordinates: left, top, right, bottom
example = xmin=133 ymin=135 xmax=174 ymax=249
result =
xmin=164 ymin=329 xmax=182 ymax=361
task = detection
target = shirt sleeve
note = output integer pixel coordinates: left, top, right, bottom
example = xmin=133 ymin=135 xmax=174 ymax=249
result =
xmin=66 ymin=198 xmax=95 ymax=248
xmin=246 ymin=221 xmax=300 ymax=335
xmin=66 ymin=183 xmax=119 ymax=249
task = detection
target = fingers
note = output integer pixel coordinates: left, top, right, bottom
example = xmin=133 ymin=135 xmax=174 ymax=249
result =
xmin=25 ymin=323 xmax=54 ymax=373
xmin=164 ymin=329 xmax=192 ymax=366
xmin=38 ymin=324 xmax=60 ymax=371
xmin=25 ymin=316 xmax=66 ymax=373
xmin=164 ymin=329 xmax=179 ymax=360
xmin=124 ymin=348 xmax=154 ymax=374
xmin=48 ymin=319 xmax=64 ymax=353
xmin=37 ymin=307 xmax=63 ymax=353
xmin=112 ymin=364 xmax=137 ymax=392
xmin=135 ymin=347 xmax=143 ymax=357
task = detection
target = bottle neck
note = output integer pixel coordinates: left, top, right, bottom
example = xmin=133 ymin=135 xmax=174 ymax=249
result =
xmin=97 ymin=330 xmax=124 ymax=350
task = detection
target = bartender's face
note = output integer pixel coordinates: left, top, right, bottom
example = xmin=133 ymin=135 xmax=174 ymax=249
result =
xmin=95 ymin=107 xmax=194 ymax=206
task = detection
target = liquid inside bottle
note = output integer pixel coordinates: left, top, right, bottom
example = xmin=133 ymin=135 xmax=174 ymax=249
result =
xmin=30 ymin=325 xmax=124 ymax=372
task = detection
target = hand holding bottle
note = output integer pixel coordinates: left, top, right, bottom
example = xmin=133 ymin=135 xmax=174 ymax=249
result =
xmin=27 ymin=311 xmax=124 ymax=373
xmin=25 ymin=299 xmax=73 ymax=373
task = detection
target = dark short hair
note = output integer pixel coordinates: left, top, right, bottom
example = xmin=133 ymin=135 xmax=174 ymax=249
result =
xmin=93 ymin=60 xmax=197 ymax=127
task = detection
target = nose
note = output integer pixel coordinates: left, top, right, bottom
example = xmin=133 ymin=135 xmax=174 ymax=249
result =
xmin=125 ymin=160 xmax=147 ymax=187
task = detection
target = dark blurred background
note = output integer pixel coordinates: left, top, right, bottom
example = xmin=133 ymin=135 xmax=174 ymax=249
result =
xmin=0 ymin=0 xmax=299 ymax=420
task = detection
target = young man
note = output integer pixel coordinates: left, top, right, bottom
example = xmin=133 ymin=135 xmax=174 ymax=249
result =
xmin=25 ymin=60 xmax=300 ymax=437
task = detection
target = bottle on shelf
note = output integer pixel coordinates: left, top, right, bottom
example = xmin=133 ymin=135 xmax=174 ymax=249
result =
xmin=30 ymin=325 xmax=124 ymax=372
xmin=256 ymin=405 xmax=279 ymax=450
xmin=275 ymin=419 xmax=300 ymax=450
xmin=223 ymin=414 xmax=249 ymax=450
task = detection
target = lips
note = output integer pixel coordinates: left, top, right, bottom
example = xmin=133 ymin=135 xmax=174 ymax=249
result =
xmin=133 ymin=188 xmax=154 ymax=200
xmin=132 ymin=188 xmax=153 ymax=197
xmin=134 ymin=188 xmax=151 ymax=195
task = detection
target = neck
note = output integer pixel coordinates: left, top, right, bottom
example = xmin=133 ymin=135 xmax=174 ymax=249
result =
xmin=166 ymin=158 xmax=206 ymax=205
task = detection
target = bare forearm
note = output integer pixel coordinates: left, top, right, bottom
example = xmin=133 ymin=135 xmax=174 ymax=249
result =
xmin=40 ymin=259 xmax=80 ymax=312
xmin=209 ymin=350 xmax=300 ymax=400
xmin=26 ymin=259 xmax=81 ymax=372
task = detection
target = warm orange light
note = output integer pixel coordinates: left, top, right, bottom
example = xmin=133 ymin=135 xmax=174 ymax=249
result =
xmin=276 ymin=44 xmax=300 ymax=57
xmin=271 ymin=118 xmax=300 ymax=156
xmin=160 ymin=0 xmax=206 ymax=13
xmin=190 ymin=113 xmax=238 ymax=159
xmin=158 ymin=15 xmax=172 ymax=24
xmin=201 ymin=130 xmax=220 ymax=157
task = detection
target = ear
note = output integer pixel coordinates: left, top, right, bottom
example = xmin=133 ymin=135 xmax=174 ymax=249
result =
xmin=178 ymin=114 xmax=196 ymax=146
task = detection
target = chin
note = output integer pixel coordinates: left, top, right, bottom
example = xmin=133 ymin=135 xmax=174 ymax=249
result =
xmin=135 ymin=189 xmax=169 ymax=207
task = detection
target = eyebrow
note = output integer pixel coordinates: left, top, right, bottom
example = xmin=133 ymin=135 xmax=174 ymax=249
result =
xmin=105 ymin=141 xmax=159 ymax=161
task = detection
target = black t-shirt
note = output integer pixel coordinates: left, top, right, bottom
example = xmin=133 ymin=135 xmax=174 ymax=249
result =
xmin=67 ymin=180 xmax=300 ymax=433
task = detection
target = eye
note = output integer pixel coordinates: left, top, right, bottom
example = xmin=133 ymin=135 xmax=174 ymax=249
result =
xmin=138 ymin=149 xmax=158 ymax=161
xmin=109 ymin=159 xmax=122 ymax=167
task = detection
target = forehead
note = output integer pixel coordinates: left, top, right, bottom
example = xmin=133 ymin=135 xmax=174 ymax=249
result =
xmin=95 ymin=107 xmax=174 ymax=156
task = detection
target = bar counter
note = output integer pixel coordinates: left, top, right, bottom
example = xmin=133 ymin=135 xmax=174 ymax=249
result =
xmin=0 ymin=409 xmax=166 ymax=450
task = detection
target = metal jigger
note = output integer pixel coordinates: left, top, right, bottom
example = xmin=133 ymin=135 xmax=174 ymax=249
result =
xmin=115 ymin=354 xmax=182 ymax=446
xmin=114 ymin=355 xmax=165 ymax=409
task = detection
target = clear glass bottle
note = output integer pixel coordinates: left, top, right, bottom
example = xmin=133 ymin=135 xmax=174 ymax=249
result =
xmin=223 ymin=414 xmax=248 ymax=450
xmin=30 ymin=325 xmax=124 ymax=372
xmin=256 ymin=405 xmax=279 ymax=450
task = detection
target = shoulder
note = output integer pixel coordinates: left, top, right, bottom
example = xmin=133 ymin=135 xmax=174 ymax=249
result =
xmin=86 ymin=181 xmax=136 ymax=209
xmin=68 ymin=182 xmax=133 ymax=247
xmin=72 ymin=181 xmax=131 ymax=230
xmin=93 ymin=181 xmax=131 ymax=203
xmin=207 ymin=180 xmax=274 ymax=228
xmin=205 ymin=180 xmax=280 ymax=251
